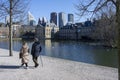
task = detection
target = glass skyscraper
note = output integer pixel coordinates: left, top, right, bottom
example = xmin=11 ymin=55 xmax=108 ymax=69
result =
xmin=59 ymin=12 xmax=66 ymax=28
xmin=50 ymin=12 xmax=57 ymax=26
xmin=68 ymin=14 xmax=74 ymax=23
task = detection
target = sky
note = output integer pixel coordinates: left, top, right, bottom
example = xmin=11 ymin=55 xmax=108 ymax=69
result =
xmin=29 ymin=0 xmax=88 ymax=23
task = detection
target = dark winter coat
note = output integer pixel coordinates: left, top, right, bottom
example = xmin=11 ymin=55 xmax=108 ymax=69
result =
xmin=31 ymin=41 xmax=42 ymax=57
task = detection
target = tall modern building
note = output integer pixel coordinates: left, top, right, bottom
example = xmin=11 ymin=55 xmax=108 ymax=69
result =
xmin=59 ymin=12 xmax=66 ymax=28
xmin=50 ymin=12 xmax=57 ymax=26
xmin=68 ymin=14 xmax=74 ymax=23
xmin=5 ymin=15 xmax=10 ymax=24
xmin=28 ymin=11 xmax=36 ymax=26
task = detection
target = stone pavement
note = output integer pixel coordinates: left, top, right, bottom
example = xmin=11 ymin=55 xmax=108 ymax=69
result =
xmin=0 ymin=48 xmax=118 ymax=80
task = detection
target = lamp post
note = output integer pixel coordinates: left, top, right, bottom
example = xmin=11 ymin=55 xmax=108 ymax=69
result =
xmin=9 ymin=0 xmax=13 ymax=56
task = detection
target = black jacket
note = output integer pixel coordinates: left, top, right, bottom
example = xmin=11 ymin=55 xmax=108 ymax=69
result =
xmin=31 ymin=41 xmax=42 ymax=57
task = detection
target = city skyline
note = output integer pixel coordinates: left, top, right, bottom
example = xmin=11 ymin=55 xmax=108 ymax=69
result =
xmin=29 ymin=0 xmax=90 ymax=23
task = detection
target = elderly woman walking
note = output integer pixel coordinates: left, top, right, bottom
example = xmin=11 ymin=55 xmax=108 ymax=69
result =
xmin=19 ymin=42 xmax=29 ymax=69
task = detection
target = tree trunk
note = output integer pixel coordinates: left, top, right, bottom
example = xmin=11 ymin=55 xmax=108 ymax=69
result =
xmin=116 ymin=0 xmax=120 ymax=79
xmin=9 ymin=0 xmax=13 ymax=56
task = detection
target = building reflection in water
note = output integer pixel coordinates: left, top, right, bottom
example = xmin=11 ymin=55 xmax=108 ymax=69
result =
xmin=45 ymin=40 xmax=60 ymax=57
xmin=45 ymin=40 xmax=52 ymax=56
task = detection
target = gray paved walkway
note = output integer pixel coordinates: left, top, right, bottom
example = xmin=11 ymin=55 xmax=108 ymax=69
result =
xmin=0 ymin=48 xmax=118 ymax=80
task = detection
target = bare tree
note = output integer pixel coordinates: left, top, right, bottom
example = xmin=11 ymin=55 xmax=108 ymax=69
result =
xmin=75 ymin=0 xmax=116 ymax=19
xmin=0 ymin=0 xmax=30 ymax=56
xmin=92 ymin=10 xmax=117 ymax=47
xmin=117 ymin=1 xmax=120 ymax=80
xmin=75 ymin=0 xmax=120 ymax=79
xmin=0 ymin=0 xmax=30 ymax=22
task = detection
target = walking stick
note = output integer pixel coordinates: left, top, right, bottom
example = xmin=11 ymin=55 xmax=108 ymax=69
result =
xmin=39 ymin=54 xmax=43 ymax=67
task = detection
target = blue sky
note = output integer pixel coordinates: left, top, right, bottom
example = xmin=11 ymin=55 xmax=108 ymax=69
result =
xmin=29 ymin=0 xmax=88 ymax=23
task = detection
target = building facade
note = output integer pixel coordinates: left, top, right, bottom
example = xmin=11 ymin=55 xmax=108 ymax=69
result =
xmin=0 ymin=23 xmax=22 ymax=38
xmin=58 ymin=28 xmax=77 ymax=40
xmin=58 ymin=24 xmax=81 ymax=40
xmin=59 ymin=12 xmax=66 ymax=28
xmin=50 ymin=12 xmax=57 ymax=26
xmin=28 ymin=12 xmax=36 ymax=26
xmin=0 ymin=27 xmax=9 ymax=38
xmin=5 ymin=15 xmax=10 ymax=24
xmin=68 ymin=14 xmax=74 ymax=23
xmin=35 ymin=23 xmax=59 ymax=40
xmin=38 ymin=17 xmax=47 ymax=27
xmin=35 ymin=25 xmax=45 ymax=40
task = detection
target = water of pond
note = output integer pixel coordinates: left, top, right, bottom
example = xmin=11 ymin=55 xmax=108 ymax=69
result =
xmin=0 ymin=39 xmax=118 ymax=68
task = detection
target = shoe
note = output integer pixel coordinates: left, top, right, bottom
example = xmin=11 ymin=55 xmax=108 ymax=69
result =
xmin=25 ymin=67 xmax=29 ymax=69
xmin=35 ymin=64 xmax=39 ymax=68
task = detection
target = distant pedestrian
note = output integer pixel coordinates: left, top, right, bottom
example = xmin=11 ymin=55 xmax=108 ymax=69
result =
xmin=31 ymin=38 xmax=42 ymax=68
xmin=19 ymin=42 xmax=29 ymax=69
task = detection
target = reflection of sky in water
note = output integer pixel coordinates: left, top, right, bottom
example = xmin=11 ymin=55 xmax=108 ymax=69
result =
xmin=0 ymin=40 xmax=118 ymax=68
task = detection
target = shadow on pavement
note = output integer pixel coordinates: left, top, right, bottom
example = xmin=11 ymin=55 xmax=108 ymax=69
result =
xmin=0 ymin=55 xmax=10 ymax=57
xmin=0 ymin=65 xmax=20 ymax=69
xmin=0 ymin=65 xmax=36 ymax=69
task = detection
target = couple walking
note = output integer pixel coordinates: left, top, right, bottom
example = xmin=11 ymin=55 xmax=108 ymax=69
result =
xmin=19 ymin=38 xmax=42 ymax=69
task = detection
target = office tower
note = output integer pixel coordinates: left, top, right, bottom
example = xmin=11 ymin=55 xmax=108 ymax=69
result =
xmin=59 ymin=12 xmax=66 ymax=28
xmin=28 ymin=11 xmax=36 ymax=26
xmin=5 ymin=15 xmax=10 ymax=24
xmin=68 ymin=14 xmax=74 ymax=23
xmin=50 ymin=12 xmax=57 ymax=25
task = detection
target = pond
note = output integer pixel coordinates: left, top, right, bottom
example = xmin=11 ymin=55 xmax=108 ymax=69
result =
xmin=0 ymin=39 xmax=118 ymax=68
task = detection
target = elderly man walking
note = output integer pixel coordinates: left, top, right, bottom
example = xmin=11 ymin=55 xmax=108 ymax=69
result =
xmin=31 ymin=38 xmax=42 ymax=67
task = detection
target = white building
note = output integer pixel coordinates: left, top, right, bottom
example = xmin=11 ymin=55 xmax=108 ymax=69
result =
xmin=5 ymin=15 xmax=10 ymax=24
xmin=59 ymin=12 xmax=66 ymax=28
xmin=28 ymin=11 xmax=36 ymax=26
